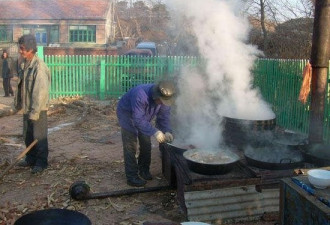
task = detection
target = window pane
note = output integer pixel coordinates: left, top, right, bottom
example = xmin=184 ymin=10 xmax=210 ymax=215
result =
xmin=42 ymin=33 xmax=47 ymax=43
xmin=0 ymin=25 xmax=13 ymax=42
xmin=69 ymin=25 xmax=96 ymax=43
xmin=36 ymin=33 xmax=41 ymax=43
xmin=50 ymin=25 xmax=59 ymax=43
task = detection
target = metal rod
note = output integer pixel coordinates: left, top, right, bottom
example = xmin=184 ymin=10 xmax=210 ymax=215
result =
xmin=87 ymin=185 xmax=171 ymax=200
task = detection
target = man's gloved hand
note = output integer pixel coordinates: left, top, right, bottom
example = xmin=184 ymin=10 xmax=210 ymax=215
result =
xmin=154 ymin=130 xmax=166 ymax=143
xmin=165 ymin=132 xmax=174 ymax=142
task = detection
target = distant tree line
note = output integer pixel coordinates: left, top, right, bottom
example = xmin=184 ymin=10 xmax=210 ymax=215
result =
xmin=114 ymin=0 xmax=315 ymax=59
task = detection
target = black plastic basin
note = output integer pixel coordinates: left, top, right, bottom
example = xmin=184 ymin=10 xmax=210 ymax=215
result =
xmin=14 ymin=209 xmax=91 ymax=225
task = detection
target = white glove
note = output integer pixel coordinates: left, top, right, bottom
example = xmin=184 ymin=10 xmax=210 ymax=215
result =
xmin=165 ymin=132 xmax=174 ymax=142
xmin=154 ymin=130 xmax=166 ymax=143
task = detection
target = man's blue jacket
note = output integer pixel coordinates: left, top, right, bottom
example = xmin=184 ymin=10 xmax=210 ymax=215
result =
xmin=117 ymin=84 xmax=172 ymax=136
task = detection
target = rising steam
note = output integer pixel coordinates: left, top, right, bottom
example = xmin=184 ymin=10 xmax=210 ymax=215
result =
xmin=167 ymin=0 xmax=275 ymax=149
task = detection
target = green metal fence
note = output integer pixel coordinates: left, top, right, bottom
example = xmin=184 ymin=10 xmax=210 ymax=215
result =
xmin=43 ymin=54 xmax=330 ymax=142
xmin=104 ymin=55 xmax=203 ymax=98
xmin=45 ymin=55 xmax=103 ymax=99
xmin=45 ymin=55 xmax=202 ymax=99
xmin=253 ymin=59 xmax=330 ymax=142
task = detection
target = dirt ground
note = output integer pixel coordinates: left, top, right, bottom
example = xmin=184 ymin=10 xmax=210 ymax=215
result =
xmin=0 ymin=78 xmax=277 ymax=225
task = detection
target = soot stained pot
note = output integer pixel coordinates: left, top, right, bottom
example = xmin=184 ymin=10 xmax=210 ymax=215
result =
xmin=183 ymin=148 xmax=240 ymax=175
xmin=302 ymin=143 xmax=330 ymax=167
xmin=244 ymin=144 xmax=304 ymax=170
xmin=222 ymin=116 xmax=276 ymax=149
xmin=14 ymin=208 xmax=91 ymax=225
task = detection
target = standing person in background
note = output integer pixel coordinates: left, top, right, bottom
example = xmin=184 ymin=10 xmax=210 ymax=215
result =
xmin=1 ymin=50 xmax=14 ymax=97
xmin=15 ymin=34 xmax=51 ymax=174
xmin=117 ymin=80 xmax=175 ymax=187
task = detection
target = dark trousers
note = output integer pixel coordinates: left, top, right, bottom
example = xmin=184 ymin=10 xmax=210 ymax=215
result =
xmin=121 ymin=128 xmax=151 ymax=180
xmin=23 ymin=111 xmax=49 ymax=168
xmin=3 ymin=77 xmax=13 ymax=96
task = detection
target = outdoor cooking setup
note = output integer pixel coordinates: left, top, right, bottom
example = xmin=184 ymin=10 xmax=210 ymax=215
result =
xmin=160 ymin=115 xmax=328 ymax=223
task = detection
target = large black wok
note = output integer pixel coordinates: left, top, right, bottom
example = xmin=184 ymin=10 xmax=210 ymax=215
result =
xmin=14 ymin=209 xmax=91 ymax=225
xmin=244 ymin=144 xmax=304 ymax=170
xmin=271 ymin=130 xmax=308 ymax=150
xmin=247 ymin=130 xmax=308 ymax=150
xmin=301 ymin=143 xmax=330 ymax=167
xmin=183 ymin=148 xmax=240 ymax=175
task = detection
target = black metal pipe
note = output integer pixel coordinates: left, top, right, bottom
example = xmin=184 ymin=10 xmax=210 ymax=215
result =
xmin=87 ymin=185 xmax=171 ymax=199
xmin=70 ymin=180 xmax=172 ymax=201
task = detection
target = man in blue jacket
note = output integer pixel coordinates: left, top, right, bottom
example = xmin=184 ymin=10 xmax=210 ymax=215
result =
xmin=117 ymin=80 xmax=175 ymax=187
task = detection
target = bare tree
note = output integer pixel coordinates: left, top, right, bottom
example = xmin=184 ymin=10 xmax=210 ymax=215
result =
xmin=114 ymin=0 xmax=170 ymax=46
xmin=244 ymin=0 xmax=315 ymax=58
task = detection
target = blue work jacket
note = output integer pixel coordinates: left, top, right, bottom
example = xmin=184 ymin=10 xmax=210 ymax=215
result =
xmin=117 ymin=84 xmax=172 ymax=136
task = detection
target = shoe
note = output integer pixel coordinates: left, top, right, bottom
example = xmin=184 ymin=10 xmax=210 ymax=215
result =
xmin=17 ymin=160 xmax=33 ymax=168
xmin=127 ymin=177 xmax=147 ymax=187
xmin=3 ymin=95 xmax=9 ymax=97
xmin=31 ymin=166 xmax=45 ymax=174
xmin=139 ymin=170 xmax=153 ymax=180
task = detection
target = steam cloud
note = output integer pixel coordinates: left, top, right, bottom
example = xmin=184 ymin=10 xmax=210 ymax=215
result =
xmin=167 ymin=0 xmax=275 ymax=149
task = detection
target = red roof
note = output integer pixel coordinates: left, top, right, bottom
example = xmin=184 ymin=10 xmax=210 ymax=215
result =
xmin=0 ymin=0 xmax=111 ymax=20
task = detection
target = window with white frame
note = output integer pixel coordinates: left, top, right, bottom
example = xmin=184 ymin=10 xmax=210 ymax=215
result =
xmin=69 ymin=25 xmax=96 ymax=42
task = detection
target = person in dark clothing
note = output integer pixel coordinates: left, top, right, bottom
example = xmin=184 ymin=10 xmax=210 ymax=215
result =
xmin=1 ymin=50 xmax=14 ymax=97
xmin=117 ymin=80 xmax=176 ymax=187
xmin=15 ymin=34 xmax=51 ymax=174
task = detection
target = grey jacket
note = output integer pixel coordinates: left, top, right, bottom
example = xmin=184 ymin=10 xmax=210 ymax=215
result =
xmin=15 ymin=55 xmax=51 ymax=120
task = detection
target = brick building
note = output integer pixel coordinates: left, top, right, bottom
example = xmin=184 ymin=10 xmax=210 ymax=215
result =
xmin=0 ymin=0 xmax=117 ymax=56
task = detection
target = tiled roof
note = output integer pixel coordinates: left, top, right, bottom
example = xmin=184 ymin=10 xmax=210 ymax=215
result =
xmin=0 ymin=0 xmax=111 ymax=20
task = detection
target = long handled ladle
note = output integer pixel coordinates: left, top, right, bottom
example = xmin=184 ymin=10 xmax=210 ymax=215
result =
xmin=69 ymin=180 xmax=170 ymax=200
xmin=0 ymin=139 xmax=38 ymax=180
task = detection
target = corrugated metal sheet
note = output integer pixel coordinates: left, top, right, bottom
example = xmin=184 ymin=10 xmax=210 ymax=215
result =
xmin=184 ymin=185 xmax=279 ymax=223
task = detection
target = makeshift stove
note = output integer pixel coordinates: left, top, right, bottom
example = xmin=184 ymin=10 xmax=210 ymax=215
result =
xmin=160 ymin=144 xmax=314 ymax=224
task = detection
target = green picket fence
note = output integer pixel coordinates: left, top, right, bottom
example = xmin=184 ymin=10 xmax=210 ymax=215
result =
xmin=43 ymin=54 xmax=330 ymax=142
xmin=45 ymin=55 xmax=104 ymax=99
xmin=45 ymin=55 xmax=202 ymax=99
xmin=253 ymin=59 xmax=312 ymax=134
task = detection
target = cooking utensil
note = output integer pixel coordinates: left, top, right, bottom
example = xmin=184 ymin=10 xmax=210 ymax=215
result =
xmin=162 ymin=142 xmax=195 ymax=155
xmin=69 ymin=180 xmax=170 ymax=200
xmin=0 ymin=139 xmax=38 ymax=180
xmin=244 ymin=143 xmax=304 ymax=170
xmin=301 ymin=143 xmax=330 ymax=166
xmin=291 ymin=178 xmax=330 ymax=207
xmin=221 ymin=116 xmax=276 ymax=148
xmin=272 ymin=131 xmax=308 ymax=150
xmin=14 ymin=208 xmax=91 ymax=225
xmin=182 ymin=148 xmax=240 ymax=175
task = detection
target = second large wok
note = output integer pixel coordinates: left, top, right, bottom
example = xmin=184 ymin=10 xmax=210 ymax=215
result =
xmin=244 ymin=144 xmax=304 ymax=170
xmin=183 ymin=148 xmax=240 ymax=175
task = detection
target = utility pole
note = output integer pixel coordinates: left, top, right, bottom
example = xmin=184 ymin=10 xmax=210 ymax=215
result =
xmin=308 ymin=0 xmax=330 ymax=143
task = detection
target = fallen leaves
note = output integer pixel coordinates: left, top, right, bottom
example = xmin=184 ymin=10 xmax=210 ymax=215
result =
xmin=0 ymin=97 xmax=184 ymax=225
